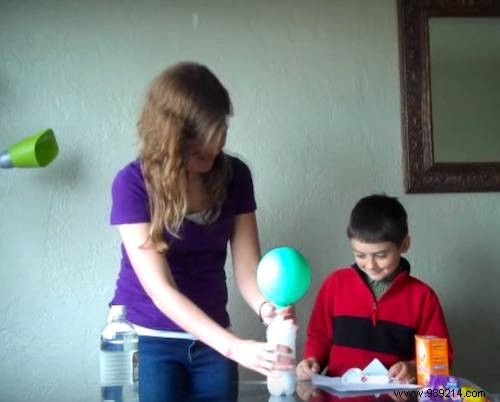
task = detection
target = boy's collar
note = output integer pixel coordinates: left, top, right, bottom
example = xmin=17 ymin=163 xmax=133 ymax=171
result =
xmin=351 ymin=257 xmax=411 ymax=281
xmin=399 ymin=257 xmax=411 ymax=273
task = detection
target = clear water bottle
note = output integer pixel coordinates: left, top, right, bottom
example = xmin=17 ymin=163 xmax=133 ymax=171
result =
xmin=99 ymin=305 xmax=139 ymax=402
xmin=266 ymin=316 xmax=297 ymax=396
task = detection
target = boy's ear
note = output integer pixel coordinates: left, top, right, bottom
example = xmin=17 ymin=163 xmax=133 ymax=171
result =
xmin=400 ymin=236 xmax=411 ymax=253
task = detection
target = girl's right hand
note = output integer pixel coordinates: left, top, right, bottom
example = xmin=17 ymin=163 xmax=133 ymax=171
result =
xmin=229 ymin=339 xmax=295 ymax=377
xmin=296 ymin=357 xmax=320 ymax=381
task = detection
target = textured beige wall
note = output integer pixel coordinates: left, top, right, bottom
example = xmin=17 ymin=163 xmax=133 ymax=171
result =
xmin=0 ymin=1 xmax=499 ymax=400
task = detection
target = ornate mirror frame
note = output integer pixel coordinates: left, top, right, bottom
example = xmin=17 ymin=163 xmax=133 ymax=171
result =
xmin=398 ymin=0 xmax=500 ymax=193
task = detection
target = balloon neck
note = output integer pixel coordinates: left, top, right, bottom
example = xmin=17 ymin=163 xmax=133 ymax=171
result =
xmin=274 ymin=305 xmax=290 ymax=316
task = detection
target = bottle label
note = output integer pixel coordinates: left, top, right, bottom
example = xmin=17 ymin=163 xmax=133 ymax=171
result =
xmin=100 ymin=349 xmax=138 ymax=386
xmin=132 ymin=351 xmax=138 ymax=382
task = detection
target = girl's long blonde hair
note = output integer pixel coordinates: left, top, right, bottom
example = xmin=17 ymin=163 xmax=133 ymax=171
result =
xmin=138 ymin=62 xmax=232 ymax=252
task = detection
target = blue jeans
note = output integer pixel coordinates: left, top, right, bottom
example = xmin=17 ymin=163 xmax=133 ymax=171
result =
xmin=138 ymin=336 xmax=238 ymax=402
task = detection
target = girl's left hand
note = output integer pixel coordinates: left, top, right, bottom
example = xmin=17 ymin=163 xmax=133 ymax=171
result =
xmin=259 ymin=301 xmax=295 ymax=325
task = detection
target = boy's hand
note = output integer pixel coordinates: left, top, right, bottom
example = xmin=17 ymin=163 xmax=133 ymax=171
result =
xmin=296 ymin=380 xmax=321 ymax=401
xmin=388 ymin=360 xmax=416 ymax=384
xmin=296 ymin=357 xmax=320 ymax=381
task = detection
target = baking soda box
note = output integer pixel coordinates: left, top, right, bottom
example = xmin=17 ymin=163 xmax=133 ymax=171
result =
xmin=415 ymin=335 xmax=449 ymax=386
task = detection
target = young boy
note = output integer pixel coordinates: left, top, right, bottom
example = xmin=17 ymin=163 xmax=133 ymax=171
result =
xmin=297 ymin=194 xmax=453 ymax=383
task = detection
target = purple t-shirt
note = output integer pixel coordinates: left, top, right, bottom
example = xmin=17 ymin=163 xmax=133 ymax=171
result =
xmin=109 ymin=155 xmax=256 ymax=331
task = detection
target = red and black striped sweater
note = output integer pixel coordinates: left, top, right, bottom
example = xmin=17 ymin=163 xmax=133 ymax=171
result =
xmin=303 ymin=259 xmax=453 ymax=376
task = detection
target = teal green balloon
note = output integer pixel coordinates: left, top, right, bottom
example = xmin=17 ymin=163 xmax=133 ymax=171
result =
xmin=257 ymin=247 xmax=311 ymax=307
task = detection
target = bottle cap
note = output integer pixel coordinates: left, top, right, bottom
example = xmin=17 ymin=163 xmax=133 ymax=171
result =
xmin=108 ymin=305 xmax=126 ymax=322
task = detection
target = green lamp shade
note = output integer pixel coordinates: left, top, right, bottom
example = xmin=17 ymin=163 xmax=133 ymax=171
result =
xmin=1 ymin=129 xmax=58 ymax=168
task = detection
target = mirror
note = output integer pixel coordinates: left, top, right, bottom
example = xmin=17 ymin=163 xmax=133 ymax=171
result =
xmin=398 ymin=0 xmax=500 ymax=193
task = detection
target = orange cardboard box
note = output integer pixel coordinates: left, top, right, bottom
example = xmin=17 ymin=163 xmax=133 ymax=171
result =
xmin=415 ymin=335 xmax=449 ymax=386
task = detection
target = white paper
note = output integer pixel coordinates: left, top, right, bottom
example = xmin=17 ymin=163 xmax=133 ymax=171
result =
xmin=312 ymin=359 xmax=421 ymax=393
xmin=341 ymin=358 xmax=392 ymax=385
xmin=362 ymin=358 xmax=388 ymax=376
xmin=312 ymin=374 xmax=421 ymax=392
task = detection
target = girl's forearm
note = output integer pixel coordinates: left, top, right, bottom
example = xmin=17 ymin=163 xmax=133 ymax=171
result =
xmin=150 ymin=284 xmax=239 ymax=357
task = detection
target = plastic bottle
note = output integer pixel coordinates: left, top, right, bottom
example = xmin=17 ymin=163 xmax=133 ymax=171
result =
xmin=99 ymin=305 xmax=139 ymax=402
xmin=266 ymin=315 xmax=297 ymax=396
